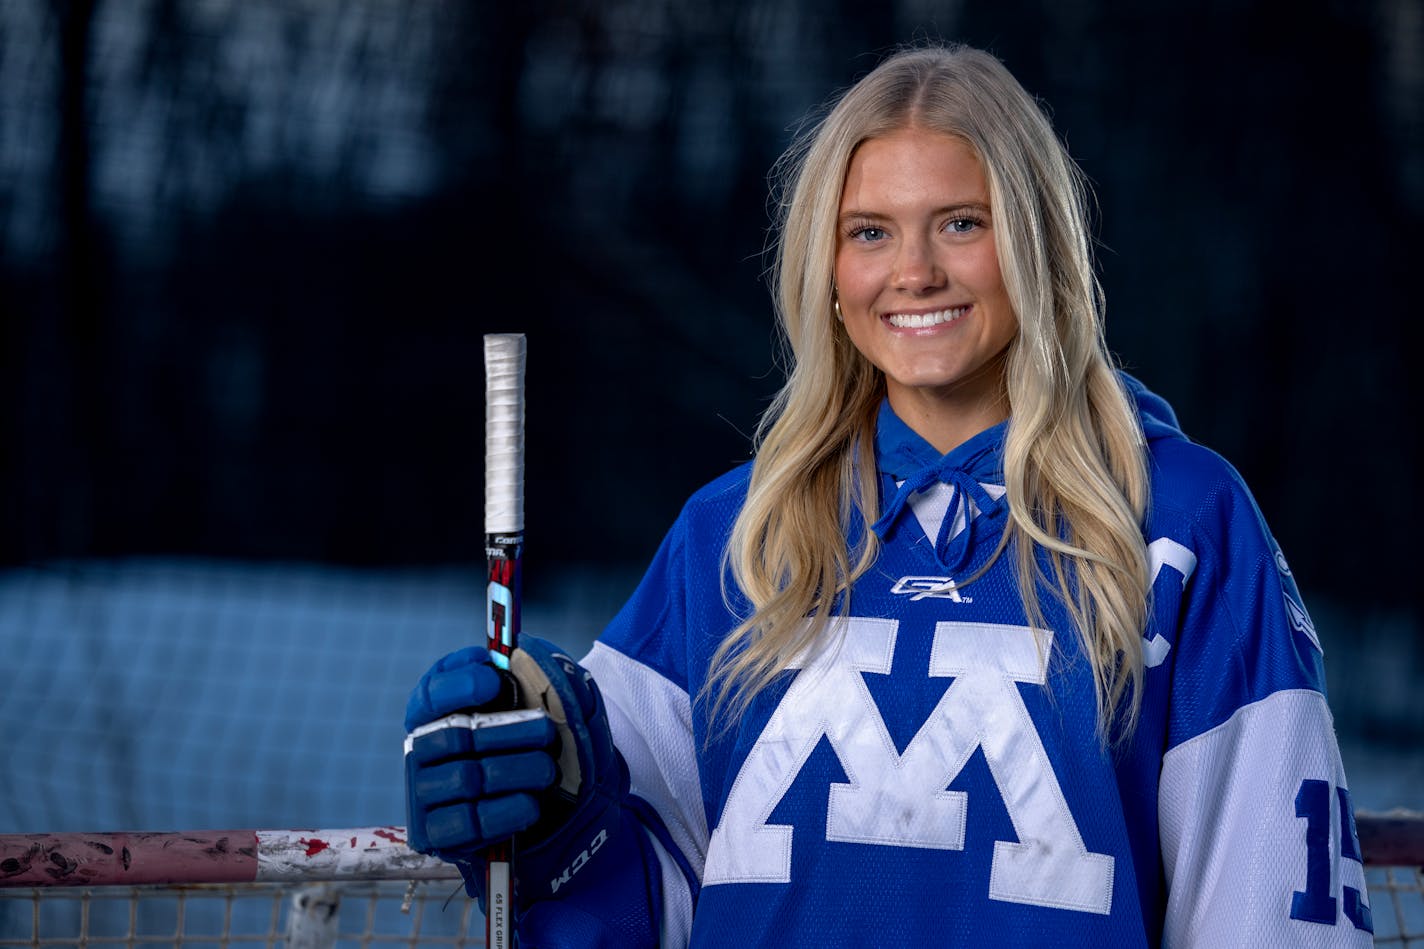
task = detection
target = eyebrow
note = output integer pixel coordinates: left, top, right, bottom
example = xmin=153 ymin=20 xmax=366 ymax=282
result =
xmin=838 ymin=201 xmax=991 ymax=223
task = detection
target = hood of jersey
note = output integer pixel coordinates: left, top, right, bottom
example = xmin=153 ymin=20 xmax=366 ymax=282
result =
xmin=1119 ymin=371 xmax=1186 ymax=445
xmin=871 ymin=371 xmax=1186 ymax=572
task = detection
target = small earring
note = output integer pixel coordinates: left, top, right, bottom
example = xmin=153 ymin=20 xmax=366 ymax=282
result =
xmin=833 ymin=291 xmax=844 ymax=322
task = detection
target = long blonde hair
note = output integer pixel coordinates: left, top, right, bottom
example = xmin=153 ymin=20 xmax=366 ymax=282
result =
xmin=707 ymin=44 xmax=1152 ymax=741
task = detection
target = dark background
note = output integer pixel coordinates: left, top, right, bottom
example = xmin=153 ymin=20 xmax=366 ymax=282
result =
xmin=2 ymin=0 xmax=1418 ymax=628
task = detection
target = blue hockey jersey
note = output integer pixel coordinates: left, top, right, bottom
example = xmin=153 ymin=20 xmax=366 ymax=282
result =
xmin=578 ymin=376 xmax=1372 ymax=947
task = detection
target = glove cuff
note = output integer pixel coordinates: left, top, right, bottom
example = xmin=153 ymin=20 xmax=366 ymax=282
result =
xmin=515 ymin=749 xmax=630 ymax=904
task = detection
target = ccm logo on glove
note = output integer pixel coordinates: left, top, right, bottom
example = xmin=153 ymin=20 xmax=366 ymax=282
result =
xmin=549 ymin=826 xmax=608 ymax=896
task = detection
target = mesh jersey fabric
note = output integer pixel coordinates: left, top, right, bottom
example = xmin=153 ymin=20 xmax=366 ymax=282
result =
xmin=576 ymin=373 xmax=1371 ymax=948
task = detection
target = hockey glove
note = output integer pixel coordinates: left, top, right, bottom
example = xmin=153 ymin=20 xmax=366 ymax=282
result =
xmin=404 ymin=645 xmax=556 ymax=869
xmin=404 ymin=638 xmax=630 ymax=910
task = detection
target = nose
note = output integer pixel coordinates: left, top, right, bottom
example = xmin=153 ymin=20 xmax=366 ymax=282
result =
xmin=891 ymin=234 xmax=944 ymax=294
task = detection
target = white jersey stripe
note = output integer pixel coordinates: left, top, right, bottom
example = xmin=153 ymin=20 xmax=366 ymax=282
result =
xmin=1159 ymin=689 xmax=1371 ymax=948
xmin=581 ymin=641 xmax=710 ymax=876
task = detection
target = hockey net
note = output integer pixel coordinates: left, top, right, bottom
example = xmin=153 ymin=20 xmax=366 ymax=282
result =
xmin=0 ymin=828 xmax=474 ymax=949
xmin=1 ymin=815 xmax=1421 ymax=948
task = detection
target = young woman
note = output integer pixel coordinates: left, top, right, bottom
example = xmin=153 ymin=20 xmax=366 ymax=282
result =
xmin=404 ymin=45 xmax=1372 ymax=947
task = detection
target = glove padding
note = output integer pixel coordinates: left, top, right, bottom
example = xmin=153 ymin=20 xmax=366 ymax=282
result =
xmin=405 ymin=645 xmax=557 ymax=860
xmin=404 ymin=638 xmax=629 ymax=909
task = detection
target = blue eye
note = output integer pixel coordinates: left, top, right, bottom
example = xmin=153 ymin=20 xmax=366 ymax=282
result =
xmin=945 ymin=217 xmax=980 ymax=234
xmin=851 ymin=226 xmax=887 ymax=242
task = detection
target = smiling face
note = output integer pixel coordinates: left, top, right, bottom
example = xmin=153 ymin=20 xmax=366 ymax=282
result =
xmin=835 ymin=126 xmax=1018 ymax=452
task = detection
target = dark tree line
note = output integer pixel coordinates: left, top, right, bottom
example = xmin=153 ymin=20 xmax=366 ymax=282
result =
xmin=1 ymin=0 xmax=1418 ymax=624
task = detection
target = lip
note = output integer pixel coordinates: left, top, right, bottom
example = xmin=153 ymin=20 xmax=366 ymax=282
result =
xmin=881 ymin=304 xmax=972 ymax=332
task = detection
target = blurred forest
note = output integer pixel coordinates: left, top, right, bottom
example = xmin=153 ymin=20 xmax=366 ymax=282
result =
xmin=1 ymin=0 xmax=1419 ymax=624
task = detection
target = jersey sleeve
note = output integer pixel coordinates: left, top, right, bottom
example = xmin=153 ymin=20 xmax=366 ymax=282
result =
xmin=580 ymin=503 xmax=717 ymax=949
xmin=1150 ymin=448 xmax=1373 ymax=947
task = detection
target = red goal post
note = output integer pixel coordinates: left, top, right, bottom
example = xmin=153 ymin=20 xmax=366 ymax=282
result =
xmin=0 ymin=827 xmax=455 ymax=889
xmin=0 ymin=816 xmax=1420 ymax=947
xmin=0 ymin=827 xmax=470 ymax=949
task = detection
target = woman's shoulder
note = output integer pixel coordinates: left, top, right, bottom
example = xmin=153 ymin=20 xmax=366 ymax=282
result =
xmin=687 ymin=461 xmax=755 ymax=503
xmin=1120 ymin=373 xmax=1263 ymax=530
xmin=1144 ymin=432 xmax=1265 ymax=540
xmin=670 ymin=461 xmax=755 ymax=532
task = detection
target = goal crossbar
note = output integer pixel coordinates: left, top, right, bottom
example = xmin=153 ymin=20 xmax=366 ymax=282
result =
xmin=0 ymin=817 xmax=1420 ymax=948
xmin=0 ymin=827 xmax=459 ymax=889
xmin=3 ymin=813 xmax=1420 ymax=890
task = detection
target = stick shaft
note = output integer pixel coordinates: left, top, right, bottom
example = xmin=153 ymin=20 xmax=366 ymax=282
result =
xmin=483 ymin=331 xmax=525 ymax=668
xmin=483 ymin=333 xmax=525 ymax=949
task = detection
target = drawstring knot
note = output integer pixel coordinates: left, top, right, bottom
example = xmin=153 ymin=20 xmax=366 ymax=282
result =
xmin=871 ymin=462 xmax=1000 ymax=573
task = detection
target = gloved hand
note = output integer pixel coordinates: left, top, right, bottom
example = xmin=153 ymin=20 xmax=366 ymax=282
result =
xmin=403 ymin=645 xmax=556 ymax=868
xmin=404 ymin=637 xmax=630 ymax=909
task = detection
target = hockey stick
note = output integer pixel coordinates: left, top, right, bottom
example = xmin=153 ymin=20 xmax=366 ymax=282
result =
xmin=483 ymin=333 xmax=525 ymax=949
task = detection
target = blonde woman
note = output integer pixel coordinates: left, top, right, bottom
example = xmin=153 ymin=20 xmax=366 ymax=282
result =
xmin=404 ymin=45 xmax=1372 ymax=947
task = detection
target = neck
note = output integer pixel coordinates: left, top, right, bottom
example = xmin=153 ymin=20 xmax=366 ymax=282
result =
xmin=885 ymin=360 xmax=1010 ymax=455
xmin=888 ymin=392 xmax=1008 ymax=454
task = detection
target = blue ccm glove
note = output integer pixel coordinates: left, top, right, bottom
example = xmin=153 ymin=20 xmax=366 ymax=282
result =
xmin=404 ymin=638 xmax=633 ymax=913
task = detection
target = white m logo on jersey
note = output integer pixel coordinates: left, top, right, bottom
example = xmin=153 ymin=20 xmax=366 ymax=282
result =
xmin=702 ymin=618 xmax=1114 ymax=915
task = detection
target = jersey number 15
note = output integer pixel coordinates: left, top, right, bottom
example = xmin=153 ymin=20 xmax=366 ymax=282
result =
xmin=1291 ymin=779 xmax=1372 ymax=934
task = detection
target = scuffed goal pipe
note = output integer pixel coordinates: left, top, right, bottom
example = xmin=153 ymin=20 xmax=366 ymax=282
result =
xmin=1 ymin=812 xmax=1419 ymax=889
xmin=0 ymin=827 xmax=459 ymax=887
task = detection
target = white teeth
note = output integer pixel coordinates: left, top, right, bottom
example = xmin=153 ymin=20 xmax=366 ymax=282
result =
xmin=887 ymin=306 xmax=968 ymax=329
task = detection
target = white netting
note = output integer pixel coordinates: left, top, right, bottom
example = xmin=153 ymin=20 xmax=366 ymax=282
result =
xmin=1369 ymin=865 xmax=1424 ymax=948
xmin=0 ymin=881 xmax=483 ymax=949
xmin=2 ymin=866 xmax=1421 ymax=948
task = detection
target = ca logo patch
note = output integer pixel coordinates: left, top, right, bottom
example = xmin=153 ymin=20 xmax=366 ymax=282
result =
xmin=890 ymin=576 xmax=972 ymax=603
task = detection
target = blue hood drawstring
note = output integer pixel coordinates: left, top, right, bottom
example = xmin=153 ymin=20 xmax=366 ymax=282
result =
xmin=871 ymin=463 xmax=1002 ymax=574
xmin=867 ymin=374 xmax=1185 ymax=574
xmin=871 ymin=401 xmax=1008 ymax=574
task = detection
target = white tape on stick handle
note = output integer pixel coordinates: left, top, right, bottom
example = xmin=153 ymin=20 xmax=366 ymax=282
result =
xmin=484 ymin=333 xmax=525 ymax=535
